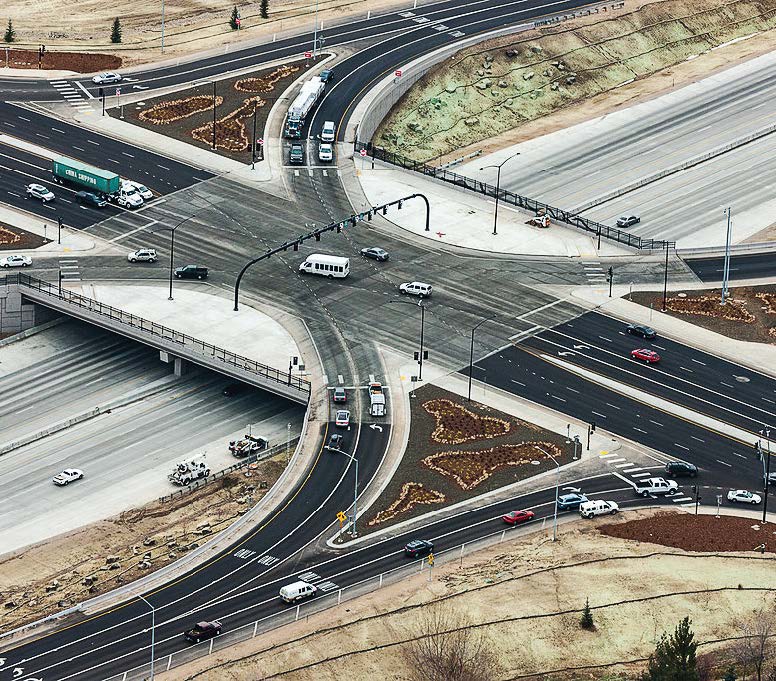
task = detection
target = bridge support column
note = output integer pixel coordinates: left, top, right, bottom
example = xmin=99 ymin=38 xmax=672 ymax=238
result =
xmin=159 ymin=350 xmax=187 ymax=376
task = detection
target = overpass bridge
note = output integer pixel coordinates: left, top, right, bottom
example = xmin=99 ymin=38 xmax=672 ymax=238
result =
xmin=0 ymin=274 xmax=311 ymax=405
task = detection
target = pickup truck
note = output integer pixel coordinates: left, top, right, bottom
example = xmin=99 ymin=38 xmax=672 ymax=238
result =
xmin=634 ymin=477 xmax=678 ymax=497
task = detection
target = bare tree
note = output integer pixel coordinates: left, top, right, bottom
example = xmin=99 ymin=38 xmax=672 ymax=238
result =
xmin=732 ymin=609 xmax=775 ymax=681
xmin=401 ymin=604 xmax=502 ymax=681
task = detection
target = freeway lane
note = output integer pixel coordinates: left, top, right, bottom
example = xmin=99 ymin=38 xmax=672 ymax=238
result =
xmin=685 ymin=252 xmax=776 ymax=282
xmin=0 ymin=422 xmax=390 ymax=680
xmin=470 ymin=345 xmax=765 ymax=488
xmin=519 ymin=311 xmax=776 ymax=438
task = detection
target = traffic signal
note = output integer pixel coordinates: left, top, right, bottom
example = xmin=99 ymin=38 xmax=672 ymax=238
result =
xmin=314 ymin=232 xmax=321 ymax=242
xmin=381 ymin=206 xmax=388 ymax=216
xmin=367 ymin=211 xmax=373 ymax=221
xmin=397 ymin=200 xmax=403 ymax=210
xmin=590 ymin=421 xmax=596 ymax=433
xmin=293 ymin=242 xmax=299 ymax=251
xmin=606 ymin=266 xmax=613 ymax=281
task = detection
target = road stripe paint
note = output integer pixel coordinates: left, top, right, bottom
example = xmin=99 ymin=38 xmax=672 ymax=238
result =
xmin=691 ymin=358 xmax=706 ymax=365
xmin=122 ymin=152 xmax=135 ymax=158
xmin=59 ymin=265 xmax=79 ymax=270
xmin=157 ymin=164 xmax=170 ymax=170
xmin=51 ymin=128 xmax=66 ymax=134
xmin=75 ymin=80 xmax=95 ymax=99
xmin=256 ymin=555 xmax=279 ymax=566
xmin=649 ymin=419 xmax=663 ymax=427
xmin=192 ymin=176 xmax=209 ymax=182
xmin=633 ymin=427 xmax=647 ymax=433
xmin=598 ymin=336 xmax=612 ymax=342
xmin=674 ymin=443 xmax=690 ymax=450
xmin=679 ymin=366 xmax=693 ymax=372
xmin=733 ymin=452 xmax=747 ymax=459
xmin=598 ymin=452 xmax=617 ymax=458
xmin=317 ymin=581 xmax=338 ymax=592
xmin=606 ymin=458 xmax=626 ymax=463
xmin=297 ymin=571 xmax=319 ymax=581
xmin=17 ymin=116 xmax=31 ymax=121
xmin=716 ymin=459 xmax=733 ymax=467
xmin=762 ymin=397 xmax=775 ymax=404
xmin=615 ymin=463 xmax=633 ymax=468
xmin=511 ymin=379 xmax=526 ymax=387
xmin=691 ymin=436 xmax=705 ymax=442
xmin=87 ymin=139 xmax=100 ymax=145
xmin=632 ymin=472 xmax=652 ymax=478
xmin=605 ymin=403 xmax=621 ymax=410
xmin=566 ymin=386 xmax=579 ymax=393
xmin=591 ymin=411 xmax=607 ymax=419
xmin=551 ymin=395 xmax=566 ymax=402
xmin=672 ymin=496 xmax=693 ymax=502
xmin=337 ymin=374 xmax=344 ymax=384
xmin=720 ymin=381 xmax=734 ymax=388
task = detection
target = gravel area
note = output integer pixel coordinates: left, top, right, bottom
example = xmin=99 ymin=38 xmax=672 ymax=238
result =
xmin=0 ymin=49 xmax=120 ymax=72
xmin=362 ymin=384 xmax=572 ymax=533
xmin=599 ymin=511 xmax=776 ymax=553
xmin=109 ymin=59 xmax=311 ymax=163
xmin=630 ymin=285 xmax=776 ymax=344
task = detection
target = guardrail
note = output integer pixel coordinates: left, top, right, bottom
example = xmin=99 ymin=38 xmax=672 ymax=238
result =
xmin=2 ymin=273 xmax=311 ymax=399
xmin=355 ymin=141 xmax=675 ymax=252
xmin=158 ymin=437 xmax=300 ymax=502
xmin=103 ymin=520 xmax=552 ymax=681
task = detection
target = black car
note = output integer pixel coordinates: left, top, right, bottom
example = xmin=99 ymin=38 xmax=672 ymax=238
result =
xmin=319 ymin=68 xmax=334 ymax=83
xmin=76 ymin=191 xmax=108 ymax=208
xmin=289 ymin=144 xmax=304 ymax=165
xmin=665 ymin=461 xmax=698 ymax=478
xmin=184 ymin=620 xmax=222 ymax=643
xmin=360 ymin=247 xmax=389 ymax=262
xmin=557 ymin=493 xmax=588 ymax=511
xmin=174 ymin=265 xmax=208 ymax=280
xmin=404 ymin=539 xmax=433 ymax=558
xmin=327 ymin=433 xmax=344 ymax=450
xmin=626 ymin=324 xmax=656 ymax=340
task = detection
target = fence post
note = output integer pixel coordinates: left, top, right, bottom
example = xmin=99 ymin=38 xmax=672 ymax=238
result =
xmin=379 ymin=573 xmax=383 ymax=588
xmin=209 ymin=638 xmax=214 ymax=654
xmin=166 ymin=654 xmax=173 ymax=670
xmin=295 ymin=604 xmax=300 ymax=620
xmin=501 ymin=530 xmax=506 ymax=542
xmin=253 ymin=621 xmax=259 ymax=637
xmin=337 ymin=588 xmax=342 ymax=605
xmin=460 ymin=543 xmax=465 ymax=567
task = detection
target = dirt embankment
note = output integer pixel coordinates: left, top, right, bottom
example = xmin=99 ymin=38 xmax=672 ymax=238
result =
xmin=0 ymin=455 xmax=284 ymax=633
xmin=375 ymin=0 xmax=776 ymax=163
xmin=160 ymin=510 xmax=776 ymax=680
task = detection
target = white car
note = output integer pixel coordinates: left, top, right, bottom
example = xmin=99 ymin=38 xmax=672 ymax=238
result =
xmin=727 ymin=489 xmax=761 ymax=505
xmin=92 ymin=72 xmax=122 ymax=85
xmin=0 ymin=255 xmax=32 ymax=268
xmin=123 ymin=180 xmax=153 ymax=200
xmin=127 ymin=248 xmax=157 ymax=263
xmin=399 ymin=281 xmax=432 ymax=298
xmin=26 ymin=183 xmax=55 ymax=202
xmin=318 ymin=143 xmax=333 ymax=163
xmin=53 ymin=468 xmax=84 ymax=486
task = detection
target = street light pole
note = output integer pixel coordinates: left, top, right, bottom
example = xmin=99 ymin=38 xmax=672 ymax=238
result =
xmin=312 ymin=0 xmax=320 ymax=59
xmin=480 ymin=152 xmax=520 ymax=236
xmin=759 ymin=428 xmax=772 ymax=524
xmin=534 ymin=445 xmax=560 ymax=541
xmin=722 ymin=207 xmax=732 ymax=304
xmin=662 ymin=242 xmax=670 ymax=311
xmin=152 ymin=213 xmax=197 ymax=301
xmin=468 ymin=317 xmax=495 ymax=402
xmin=212 ymin=81 xmax=217 ymax=150
xmin=388 ymin=298 xmax=427 ymax=381
xmin=331 ymin=447 xmax=358 ymax=536
xmin=136 ymin=594 xmax=155 ymax=680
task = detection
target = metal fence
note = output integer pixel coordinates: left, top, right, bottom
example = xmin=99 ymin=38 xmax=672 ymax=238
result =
xmin=158 ymin=437 xmax=300 ymax=502
xmin=355 ymin=141 xmax=675 ymax=252
xmin=3 ymin=273 xmax=311 ymax=396
xmin=102 ymin=521 xmax=550 ymax=681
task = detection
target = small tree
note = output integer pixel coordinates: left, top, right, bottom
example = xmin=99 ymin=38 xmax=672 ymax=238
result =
xmin=580 ymin=597 xmax=595 ymax=630
xmin=4 ymin=19 xmax=16 ymax=43
xmin=229 ymin=6 xmax=239 ymax=30
xmin=260 ymin=0 xmax=269 ymax=19
xmin=732 ymin=610 xmax=775 ymax=681
xmin=644 ymin=616 xmax=699 ymax=681
xmin=110 ymin=17 xmax=122 ymax=44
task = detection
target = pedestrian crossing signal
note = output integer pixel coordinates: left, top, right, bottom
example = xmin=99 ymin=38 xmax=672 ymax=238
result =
xmin=427 ymin=552 xmax=434 ymax=565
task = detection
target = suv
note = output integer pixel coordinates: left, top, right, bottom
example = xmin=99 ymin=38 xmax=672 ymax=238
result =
xmin=128 ymin=248 xmax=157 ymax=263
xmin=616 ymin=214 xmax=640 ymax=227
xmin=26 ymin=183 xmax=55 ymax=202
xmin=665 ymin=461 xmax=697 ymax=478
xmin=557 ymin=493 xmax=588 ymax=511
xmin=327 ymin=433 xmax=344 ymax=450
xmin=320 ymin=121 xmax=336 ymax=142
xmin=404 ymin=539 xmax=433 ymax=558
xmin=319 ymin=68 xmax=334 ymax=83
xmin=318 ymin=143 xmax=333 ymax=162
xmin=399 ymin=281 xmax=432 ymax=298
xmin=289 ymin=144 xmax=304 ymax=165
xmin=174 ymin=265 xmax=208 ymax=280
xmin=76 ymin=191 xmax=107 ymax=208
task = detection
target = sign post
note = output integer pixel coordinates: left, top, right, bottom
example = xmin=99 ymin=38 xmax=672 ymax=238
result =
xmin=116 ymin=87 xmax=123 ymax=119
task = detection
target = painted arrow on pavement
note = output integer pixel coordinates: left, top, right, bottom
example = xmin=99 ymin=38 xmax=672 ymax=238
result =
xmin=369 ymin=423 xmax=383 ymax=432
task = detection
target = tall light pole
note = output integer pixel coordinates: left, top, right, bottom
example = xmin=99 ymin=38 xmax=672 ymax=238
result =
xmin=759 ymin=428 xmax=772 ymax=524
xmin=161 ymin=0 xmax=166 ymax=53
xmin=153 ymin=213 xmax=197 ymax=301
xmin=389 ymin=298 xmax=427 ymax=381
xmin=329 ymin=447 xmax=359 ymax=536
xmin=136 ymin=594 xmax=155 ymax=679
xmin=468 ymin=317 xmax=496 ymax=402
xmin=312 ymin=0 xmax=320 ymax=58
xmin=480 ymin=151 xmax=520 ymax=236
xmin=534 ymin=445 xmax=560 ymax=541
xmin=722 ymin=207 xmax=732 ymax=304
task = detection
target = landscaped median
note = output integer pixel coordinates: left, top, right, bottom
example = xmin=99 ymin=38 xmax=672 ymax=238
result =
xmin=359 ymin=385 xmax=574 ymax=535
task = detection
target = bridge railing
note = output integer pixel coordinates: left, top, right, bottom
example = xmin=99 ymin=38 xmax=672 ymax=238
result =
xmin=102 ymin=521 xmax=556 ymax=681
xmin=354 ymin=141 xmax=675 ymax=252
xmin=2 ymin=273 xmax=311 ymax=397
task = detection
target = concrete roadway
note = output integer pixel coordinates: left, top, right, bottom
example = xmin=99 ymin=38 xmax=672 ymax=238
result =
xmin=465 ymin=54 xmax=776 ymax=247
xmin=520 ymin=311 xmax=776 ymax=438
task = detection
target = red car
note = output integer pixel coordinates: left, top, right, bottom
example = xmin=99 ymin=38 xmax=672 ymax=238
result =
xmin=631 ymin=348 xmax=660 ymax=363
xmin=502 ymin=510 xmax=535 ymax=525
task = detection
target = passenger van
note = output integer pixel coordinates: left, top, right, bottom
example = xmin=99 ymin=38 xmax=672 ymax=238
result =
xmin=279 ymin=580 xmax=317 ymax=603
xmin=321 ymin=121 xmax=336 ymax=142
xmin=579 ymin=499 xmax=619 ymax=518
xmin=299 ymin=254 xmax=350 ymax=278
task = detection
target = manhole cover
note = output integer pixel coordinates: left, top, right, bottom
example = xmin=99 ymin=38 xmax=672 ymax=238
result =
xmin=734 ymin=375 xmax=750 ymax=383
xmin=530 ymin=460 xmax=541 ymax=466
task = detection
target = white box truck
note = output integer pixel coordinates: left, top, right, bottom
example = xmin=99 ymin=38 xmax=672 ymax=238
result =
xmin=369 ymin=382 xmax=386 ymax=417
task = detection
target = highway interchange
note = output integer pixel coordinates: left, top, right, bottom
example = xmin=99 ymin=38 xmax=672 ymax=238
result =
xmin=0 ymin=0 xmax=774 ymax=678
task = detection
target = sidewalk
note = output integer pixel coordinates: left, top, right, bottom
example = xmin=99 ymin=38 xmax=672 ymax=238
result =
xmin=350 ymin=157 xmax=633 ymax=258
xmin=0 ymin=204 xmax=106 ymax=255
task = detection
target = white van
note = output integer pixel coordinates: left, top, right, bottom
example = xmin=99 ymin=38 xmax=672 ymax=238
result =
xmin=579 ymin=499 xmax=619 ymax=518
xmin=299 ymin=254 xmax=350 ymax=278
xmin=321 ymin=121 xmax=336 ymax=142
xmin=279 ymin=580 xmax=317 ymax=603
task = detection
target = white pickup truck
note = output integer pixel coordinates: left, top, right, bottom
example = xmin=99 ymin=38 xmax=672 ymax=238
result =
xmin=634 ymin=477 xmax=678 ymax=497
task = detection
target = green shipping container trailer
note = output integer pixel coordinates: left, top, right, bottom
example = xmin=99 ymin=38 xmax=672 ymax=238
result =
xmin=52 ymin=157 xmax=120 ymax=195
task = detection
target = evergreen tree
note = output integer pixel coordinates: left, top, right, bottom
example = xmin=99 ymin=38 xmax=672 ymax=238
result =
xmin=110 ymin=17 xmax=122 ymax=44
xmin=260 ymin=0 xmax=269 ymax=19
xmin=580 ymin=597 xmax=595 ymax=630
xmin=229 ymin=6 xmax=239 ymax=30
xmin=644 ymin=617 xmax=699 ymax=681
xmin=4 ymin=19 xmax=16 ymax=43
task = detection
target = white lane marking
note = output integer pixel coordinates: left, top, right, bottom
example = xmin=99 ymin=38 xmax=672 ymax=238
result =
xmin=591 ymin=411 xmax=607 ymax=419
xmin=672 ymin=496 xmax=693 ymax=502
xmin=122 ymin=152 xmax=135 ymax=158
xmin=17 ymin=116 xmax=31 ymax=121
xmin=51 ymin=127 xmax=66 ymax=134
xmin=511 ymin=379 xmax=526 ymax=387
xmin=605 ymin=403 xmax=621 ymax=410
xmin=551 ymin=395 xmax=566 ymax=402
xmin=674 ymin=443 xmax=690 ymax=450
xmin=75 ymin=81 xmax=95 ymax=99
xmin=716 ymin=459 xmax=733 ymax=467
xmin=107 ymin=220 xmax=159 ymax=242
xmin=87 ymin=139 xmax=100 ymax=145
xmin=566 ymin=386 xmax=580 ymax=393
xmin=158 ymin=164 xmax=170 ymax=170
xmin=632 ymin=472 xmax=651 ymax=478
xmin=615 ymin=463 xmax=633 ymax=468
xmin=598 ymin=336 xmax=612 ymax=342
xmin=691 ymin=358 xmax=706 ymax=365
xmin=633 ymin=427 xmax=647 ymax=433
xmin=679 ymin=366 xmax=693 ymax=373
xmin=720 ymin=382 xmax=734 ymax=388
xmin=649 ymin=419 xmax=663 ymax=427
xmin=690 ymin=436 xmax=705 ymax=442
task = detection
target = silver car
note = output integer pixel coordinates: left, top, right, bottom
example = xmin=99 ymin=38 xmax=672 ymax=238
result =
xmin=128 ymin=248 xmax=157 ymax=263
xmin=92 ymin=72 xmax=122 ymax=85
xmin=26 ymin=183 xmax=55 ymax=202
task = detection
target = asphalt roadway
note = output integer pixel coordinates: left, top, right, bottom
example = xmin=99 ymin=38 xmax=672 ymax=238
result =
xmin=684 ymin=252 xmax=776 ymax=282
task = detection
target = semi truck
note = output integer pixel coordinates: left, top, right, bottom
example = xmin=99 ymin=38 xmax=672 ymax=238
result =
xmin=284 ymin=76 xmax=325 ymax=138
xmin=368 ymin=382 xmax=386 ymax=417
xmin=52 ymin=156 xmax=120 ymax=195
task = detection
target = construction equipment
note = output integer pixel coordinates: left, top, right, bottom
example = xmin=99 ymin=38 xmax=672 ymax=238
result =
xmin=284 ymin=77 xmax=325 ymax=138
xmin=168 ymin=458 xmax=210 ymax=486
xmin=368 ymin=382 xmax=386 ymax=417
xmin=229 ymin=435 xmax=269 ymax=457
